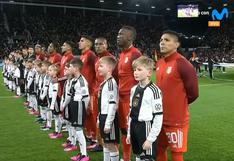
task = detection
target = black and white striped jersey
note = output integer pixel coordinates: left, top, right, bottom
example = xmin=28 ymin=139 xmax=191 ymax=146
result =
xmin=98 ymin=77 xmax=118 ymax=129
xmin=128 ymin=82 xmax=163 ymax=142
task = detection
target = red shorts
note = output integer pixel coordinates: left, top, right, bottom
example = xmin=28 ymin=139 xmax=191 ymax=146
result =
xmin=157 ymin=124 xmax=189 ymax=152
xmin=118 ymin=100 xmax=130 ymax=129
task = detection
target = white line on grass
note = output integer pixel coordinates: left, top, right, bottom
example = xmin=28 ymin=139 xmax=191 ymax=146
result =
xmin=200 ymin=82 xmax=234 ymax=87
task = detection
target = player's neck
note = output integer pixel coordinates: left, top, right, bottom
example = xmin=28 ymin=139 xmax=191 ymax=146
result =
xmin=122 ymin=44 xmax=133 ymax=51
xmin=81 ymin=48 xmax=90 ymax=54
xmin=104 ymin=73 xmax=112 ymax=81
xmin=164 ymin=50 xmax=177 ymax=58
xmin=139 ymin=78 xmax=150 ymax=88
xmin=74 ymin=72 xmax=81 ymax=78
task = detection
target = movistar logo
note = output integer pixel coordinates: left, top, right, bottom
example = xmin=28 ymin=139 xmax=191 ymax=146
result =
xmin=211 ymin=8 xmax=229 ymax=20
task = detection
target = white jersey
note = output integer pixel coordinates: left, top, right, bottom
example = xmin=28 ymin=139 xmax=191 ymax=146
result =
xmin=62 ymin=75 xmax=90 ymax=109
xmin=40 ymin=74 xmax=51 ymax=100
xmin=60 ymin=78 xmax=72 ymax=110
xmin=26 ymin=68 xmax=36 ymax=90
xmin=48 ymin=81 xmax=59 ymax=110
xmin=98 ymin=77 xmax=118 ymax=129
xmin=128 ymin=82 xmax=163 ymax=143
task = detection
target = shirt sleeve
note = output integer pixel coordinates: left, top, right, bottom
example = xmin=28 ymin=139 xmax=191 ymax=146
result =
xmin=147 ymin=87 xmax=163 ymax=143
xmin=50 ymin=83 xmax=58 ymax=110
xmin=105 ymin=82 xmax=118 ymax=129
xmin=177 ymin=58 xmax=199 ymax=104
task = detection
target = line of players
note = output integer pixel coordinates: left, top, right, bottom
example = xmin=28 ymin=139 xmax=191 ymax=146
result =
xmin=2 ymin=26 xmax=164 ymax=161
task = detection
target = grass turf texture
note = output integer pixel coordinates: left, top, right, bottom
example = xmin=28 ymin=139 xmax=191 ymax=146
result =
xmin=0 ymin=68 xmax=234 ymax=161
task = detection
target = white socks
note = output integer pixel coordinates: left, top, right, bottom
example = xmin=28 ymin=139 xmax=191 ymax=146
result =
xmin=110 ymin=151 xmax=119 ymax=161
xmin=54 ymin=115 xmax=62 ymax=133
xmin=39 ymin=106 xmax=47 ymax=120
xmin=76 ymin=130 xmax=87 ymax=156
xmin=46 ymin=110 xmax=52 ymax=127
xmin=103 ymin=148 xmax=110 ymax=161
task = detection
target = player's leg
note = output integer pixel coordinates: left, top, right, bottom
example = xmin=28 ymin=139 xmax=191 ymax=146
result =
xmin=166 ymin=125 xmax=189 ymax=161
xmin=156 ymin=127 xmax=168 ymax=161
xmin=108 ymin=143 xmax=119 ymax=161
xmin=118 ymin=99 xmax=131 ymax=161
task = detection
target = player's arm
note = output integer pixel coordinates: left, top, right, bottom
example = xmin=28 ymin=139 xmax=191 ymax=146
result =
xmin=105 ymin=84 xmax=118 ymax=130
xmin=27 ymin=72 xmax=34 ymax=89
xmin=126 ymin=86 xmax=135 ymax=144
xmin=40 ymin=76 xmax=50 ymax=100
xmin=81 ymin=85 xmax=90 ymax=110
xmin=147 ymin=88 xmax=163 ymax=143
xmin=50 ymin=83 xmax=58 ymax=110
xmin=177 ymin=58 xmax=199 ymax=104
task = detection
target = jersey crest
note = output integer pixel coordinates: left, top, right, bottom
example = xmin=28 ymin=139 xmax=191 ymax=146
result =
xmin=166 ymin=66 xmax=172 ymax=74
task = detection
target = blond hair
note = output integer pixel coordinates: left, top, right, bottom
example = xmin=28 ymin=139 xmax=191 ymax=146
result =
xmin=49 ymin=64 xmax=60 ymax=75
xmin=132 ymin=56 xmax=154 ymax=71
xmin=99 ymin=56 xmax=117 ymax=70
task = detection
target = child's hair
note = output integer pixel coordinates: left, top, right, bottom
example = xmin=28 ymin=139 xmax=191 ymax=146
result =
xmin=99 ymin=56 xmax=117 ymax=70
xmin=70 ymin=57 xmax=83 ymax=70
xmin=65 ymin=62 xmax=70 ymax=68
xmin=27 ymin=59 xmax=34 ymax=64
xmin=49 ymin=64 xmax=60 ymax=76
xmin=132 ymin=56 xmax=154 ymax=71
xmin=41 ymin=60 xmax=51 ymax=68
xmin=34 ymin=60 xmax=42 ymax=67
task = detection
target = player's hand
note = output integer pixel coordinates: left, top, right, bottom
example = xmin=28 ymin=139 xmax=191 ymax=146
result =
xmin=126 ymin=136 xmax=131 ymax=144
xmin=142 ymin=140 xmax=152 ymax=150
xmin=104 ymin=127 xmax=110 ymax=134
xmin=96 ymin=122 xmax=99 ymax=128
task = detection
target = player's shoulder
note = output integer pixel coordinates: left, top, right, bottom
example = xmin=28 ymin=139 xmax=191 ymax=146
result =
xmin=106 ymin=77 xmax=117 ymax=91
xmin=130 ymin=84 xmax=138 ymax=93
xmin=146 ymin=82 xmax=161 ymax=99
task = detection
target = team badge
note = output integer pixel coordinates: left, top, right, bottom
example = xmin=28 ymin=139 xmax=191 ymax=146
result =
xmin=133 ymin=94 xmax=140 ymax=107
xmin=166 ymin=66 xmax=172 ymax=74
xmin=133 ymin=98 xmax=139 ymax=107
xmin=125 ymin=57 xmax=128 ymax=63
xmin=109 ymin=94 xmax=114 ymax=99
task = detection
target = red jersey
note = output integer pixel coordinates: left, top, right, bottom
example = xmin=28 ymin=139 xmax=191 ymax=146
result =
xmin=156 ymin=52 xmax=198 ymax=127
xmin=60 ymin=50 xmax=74 ymax=77
xmin=118 ymin=46 xmax=141 ymax=98
xmin=48 ymin=52 xmax=62 ymax=66
xmin=80 ymin=49 xmax=97 ymax=94
xmin=36 ymin=52 xmax=45 ymax=61
xmin=94 ymin=51 xmax=118 ymax=94
xmin=58 ymin=51 xmax=74 ymax=97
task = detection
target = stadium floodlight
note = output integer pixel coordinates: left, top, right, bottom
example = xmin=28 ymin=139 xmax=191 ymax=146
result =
xmin=166 ymin=7 xmax=171 ymax=11
xmin=136 ymin=4 xmax=140 ymax=7
xmin=118 ymin=2 xmax=123 ymax=5
xmin=100 ymin=0 xmax=104 ymax=3
xmin=151 ymin=6 xmax=155 ymax=9
xmin=9 ymin=0 xmax=14 ymax=2
xmin=208 ymin=6 xmax=212 ymax=9
xmin=223 ymin=3 xmax=228 ymax=6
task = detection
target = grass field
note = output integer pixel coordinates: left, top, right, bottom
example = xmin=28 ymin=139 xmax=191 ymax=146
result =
xmin=0 ymin=69 xmax=234 ymax=161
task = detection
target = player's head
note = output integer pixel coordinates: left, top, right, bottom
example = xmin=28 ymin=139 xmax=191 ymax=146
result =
xmin=94 ymin=37 xmax=108 ymax=54
xmin=41 ymin=61 xmax=51 ymax=74
xmin=64 ymin=62 xmax=72 ymax=77
xmin=26 ymin=59 xmax=34 ymax=69
xmin=117 ymin=25 xmax=136 ymax=49
xmin=35 ymin=44 xmax=42 ymax=54
xmin=48 ymin=64 xmax=59 ymax=77
xmin=48 ymin=42 xmax=59 ymax=54
xmin=28 ymin=46 xmax=34 ymax=54
xmin=69 ymin=57 xmax=83 ymax=75
xmin=78 ymin=35 xmax=93 ymax=51
xmin=34 ymin=60 xmax=42 ymax=73
xmin=61 ymin=41 xmax=73 ymax=54
xmin=160 ymin=30 xmax=180 ymax=56
xmin=132 ymin=56 xmax=154 ymax=82
xmin=98 ymin=56 xmax=117 ymax=77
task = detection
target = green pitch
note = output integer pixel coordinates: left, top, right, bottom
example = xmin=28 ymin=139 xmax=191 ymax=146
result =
xmin=0 ymin=69 xmax=234 ymax=161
